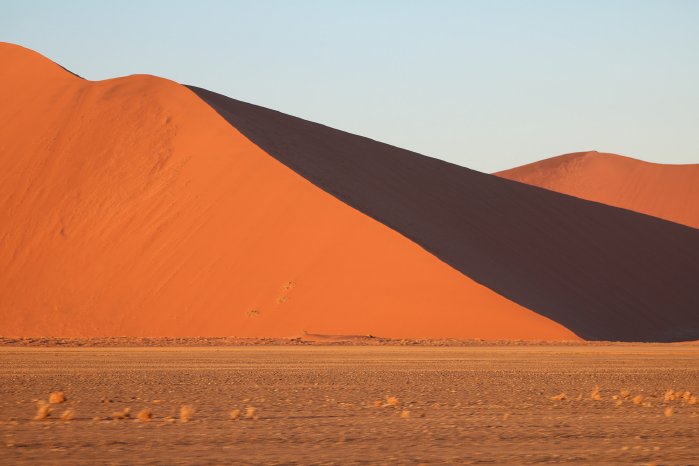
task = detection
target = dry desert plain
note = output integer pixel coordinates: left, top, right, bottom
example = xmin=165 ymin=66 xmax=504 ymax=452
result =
xmin=1 ymin=342 xmax=699 ymax=465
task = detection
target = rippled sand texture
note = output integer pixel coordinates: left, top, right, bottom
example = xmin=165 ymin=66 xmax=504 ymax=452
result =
xmin=1 ymin=346 xmax=698 ymax=465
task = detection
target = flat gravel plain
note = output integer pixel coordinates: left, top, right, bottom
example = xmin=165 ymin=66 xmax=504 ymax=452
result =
xmin=1 ymin=345 xmax=698 ymax=465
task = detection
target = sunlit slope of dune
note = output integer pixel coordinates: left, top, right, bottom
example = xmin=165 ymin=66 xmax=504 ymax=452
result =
xmin=0 ymin=42 xmax=577 ymax=340
xmin=496 ymin=151 xmax=699 ymax=229
xmin=188 ymin=87 xmax=699 ymax=342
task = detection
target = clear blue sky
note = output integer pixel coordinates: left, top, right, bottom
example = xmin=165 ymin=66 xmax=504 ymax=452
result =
xmin=2 ymin=0 xmax=697 ymax=172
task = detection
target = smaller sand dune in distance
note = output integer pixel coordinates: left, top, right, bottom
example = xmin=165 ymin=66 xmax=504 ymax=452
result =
xmin=496 ymin=151 xmax=699 ymax=229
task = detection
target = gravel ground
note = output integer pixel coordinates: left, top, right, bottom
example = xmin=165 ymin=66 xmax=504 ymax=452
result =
xmin=1 ymin=345 xmax=698 ymax=465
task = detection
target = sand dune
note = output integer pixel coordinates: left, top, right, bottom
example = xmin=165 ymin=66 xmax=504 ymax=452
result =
xmin=3 ymin=42 xmax=699 ymax=342
xmin=496 ymin=151 xmax=699 ymax=229
xmin=189 ymin=87 xmax=699 ymax=342
xmin=0 ymin=43 xmax=574 ymax=340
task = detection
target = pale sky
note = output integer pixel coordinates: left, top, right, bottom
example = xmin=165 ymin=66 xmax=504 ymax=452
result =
xmin=2 ymin=0 xmax=698 ymax=172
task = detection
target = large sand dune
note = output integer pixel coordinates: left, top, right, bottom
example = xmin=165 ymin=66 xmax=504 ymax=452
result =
xmin=0 ymin=43 xmax=574 ymax=340
xmin=2 ymin=42 xmax=699 ymax=341
xmin=189 ymin=87 xmax=699 ymax=342
xmin=496 ymin=151 xmax=699 ymax=229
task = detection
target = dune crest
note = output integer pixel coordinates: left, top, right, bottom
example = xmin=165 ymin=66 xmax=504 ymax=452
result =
xmin=496 ymin=151 xmax=699 ymax=229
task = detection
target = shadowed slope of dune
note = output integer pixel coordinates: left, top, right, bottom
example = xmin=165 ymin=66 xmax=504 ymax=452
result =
xmin=495 ymin=151 xmax=699 ymax=229
xmin=0 ymin=42 xmax=577 ymax=341
xmin=188 ymin=86 xmax=699 ymax=342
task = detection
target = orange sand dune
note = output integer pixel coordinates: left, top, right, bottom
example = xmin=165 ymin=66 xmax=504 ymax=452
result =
xmin=496 ymin=151 xmax=699 ymax=229
xmin=0 ymin=43 xmax=576 ymax=340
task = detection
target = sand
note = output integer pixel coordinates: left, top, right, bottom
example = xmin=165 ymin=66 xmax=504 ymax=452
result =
xmin=496 ymin=151 xmax=699 ymax=229
xmin=189 ymin=87 xmax=699 ymax=342
xmin=0 ymin=42 xmax=573 ymax=340
xmin=1 ymin=345 xmax=698 ymax=465
xmin=4 ymin=41 xmax=699 ymax=342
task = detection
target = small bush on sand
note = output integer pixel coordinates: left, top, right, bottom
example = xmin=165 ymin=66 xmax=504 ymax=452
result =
xmin=550 ymin=393 xmax=566 ymax=401
xmin=49 ymin=392 xmax=66 ymax=404
xmin=179 ymin=405 xmax=194 ymax=423
xmin=34 ymin=401 xmax=52 ymax=421
xmin=384 ymin=396 xmax=399 ymax=407
xmin=112 ymin=407 xmax=131 ymax=420
xmin=229 ymin=409 xmax=241 ymax=420
xmin=137 ymin=409 xmax=152 ymax=422
xmin=245 ymin=407 xmax=258 ymax=420
xmin=60 ymin=409 xmax=75 ymax=422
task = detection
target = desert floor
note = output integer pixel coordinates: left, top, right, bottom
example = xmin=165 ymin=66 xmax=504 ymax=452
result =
xmin=1 ymin=345 xmax=698 ymax=465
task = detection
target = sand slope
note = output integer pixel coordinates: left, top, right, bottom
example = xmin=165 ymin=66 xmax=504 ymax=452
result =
xmin=0 ymin=42 xmax=575 ymax=340
xmin=188 ymin=87 xmax=699 ymax=342
xmin=496 ymin=151 xmax=699 ymax=229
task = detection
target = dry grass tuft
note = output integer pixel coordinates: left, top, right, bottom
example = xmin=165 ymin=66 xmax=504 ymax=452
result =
xmin=60 ymin=409 xmax=75 ymax=422
xmin=590 ymin=387 xmax=602 ymax=401
xmin=34 ymin=401 xmax=52 ymax=421
xmin=664 ymin=390 xmax=676 ymax=402
xmin=137 ymin=409 xmax=152 ymax=422
xmin=619 ymin=389 xmax=631 ymax=399
xmin=112 ymin=407 xmax=131 ymax=420
xmin=49 ymin=392 xmax=66 ymax=404
xmin=615 ymin=400 xmax=623 ymax=407
xmin=179 ymin=405 xmax=194 ymax=423
xmin=245 ymin=407 xmax=258 ymax=420
xmin=681 ymin=391 xmax=692 ymax=401
xmin=688 ymin=396 xmax=698 ymax=405
xmin=400 ymin=409 xmax=410 ymax=419
xmin=550 ymin=393 xmax=566 ymax=401
xmin=384 ymin=396 xmax=399 ymax=407
xmin=632 ymin=395 xmax=644 ymax=405
xmin=229 ymin=408 xmax=241 ymax=420
xmin=664 ymin=407 xmax=674 ymax=417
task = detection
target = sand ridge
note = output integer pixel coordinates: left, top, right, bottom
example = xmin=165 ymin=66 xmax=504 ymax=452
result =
xmin=496 ymin=151 xmax=699 ymax=229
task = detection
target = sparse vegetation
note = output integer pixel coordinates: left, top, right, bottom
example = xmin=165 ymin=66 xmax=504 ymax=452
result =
xmin=179 ymin=405 xmax=194 ymax=423
xmin=112 ymin=407 xmax=131 ymax=420
xmin=49 ymin=391 xmax=66 ymax=404
xmin=384 ymin=396 xmax=399 ymax=407
xmin=137 ymin=409 xmax=152 ymax=422
xmin=34 ymin=401 xmax=51 ymax=421
xmin=245 ymin=407 xmax=257 ymax=420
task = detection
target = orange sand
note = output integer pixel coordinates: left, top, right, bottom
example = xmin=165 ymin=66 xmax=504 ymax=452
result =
xmin=0 ymin=43 xmax=577 ymax=340
xmin=496 ymin=151 xmax=699 ymax=229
